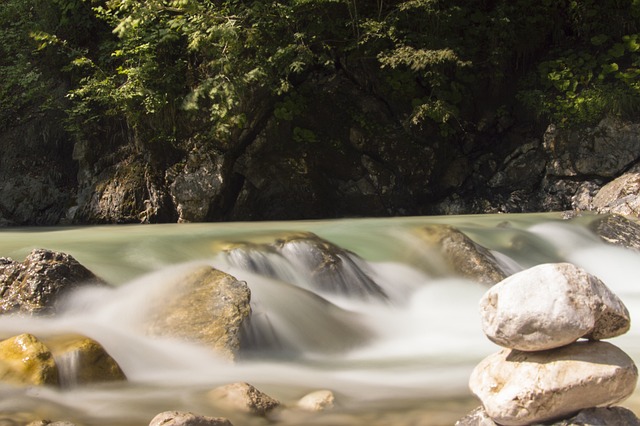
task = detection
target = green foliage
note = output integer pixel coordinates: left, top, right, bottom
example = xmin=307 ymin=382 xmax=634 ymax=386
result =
xmin=0 ymin=0 xmax=47 ymax=129
xmin=518 ymin=0 xmax=640 ymax=127
xmin=3 ymin=0 xmax=639 ymax=147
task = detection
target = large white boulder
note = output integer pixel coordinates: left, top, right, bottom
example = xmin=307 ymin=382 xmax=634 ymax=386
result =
xmin=480 ymin=263 xmax=629 ymax=351
xmin=469 ymin=341 xmax=638 ymax=426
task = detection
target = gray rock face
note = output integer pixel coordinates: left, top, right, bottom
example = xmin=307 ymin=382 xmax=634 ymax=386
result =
xmin=143 ymin=266 xmax=251 ymax=360
xmin=544 ymin=119 xmax=640 ymax=178
xmin=415 ymin=225 xmax=508 ymax=285
xmin=73 ymin=157 xmax=172 ymax=224
xmin=149 ymin=411 xmax=233 ymax=426
xmin=166 ymin=147 xmax=226 ymax=223
xmin=469 ymin=341 xmax=638 ymax=426
xmin=480 ymin=263 xmax=629 ymax=351
xmin=0 ymin=249 xmax=105 ymax=315
xmin=589 ymin=214 xmax=640 ymax=251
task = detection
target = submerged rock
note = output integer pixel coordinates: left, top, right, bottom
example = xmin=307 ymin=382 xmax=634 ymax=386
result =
xmin=208 ymin=382 xmax=280 ymax=416
xmin=414 ymin=225 xmax=507 ymax=285
xmin=0 ymin=249 xmax=106 ymax=315
xmin=222 ymin=232 xmax=388 ymax=300
xmin=456 ymin=406 xmax=640 ymax=426
xmin=0 ymin=333 xmax=58 ymax=386
xmin=589 ymin=214 xmax=640 ymax=251
xmin=469 ymin=341 xmax=638 ymax=426
xmin=149 ymin=411 xmax=233 ymax=426
xmin=143 ymin=266 xmax=251 ymax=360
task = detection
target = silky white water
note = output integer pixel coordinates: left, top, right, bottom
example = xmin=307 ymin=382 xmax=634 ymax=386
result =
xmin=0 ymin=213 xmax=638 ymax=425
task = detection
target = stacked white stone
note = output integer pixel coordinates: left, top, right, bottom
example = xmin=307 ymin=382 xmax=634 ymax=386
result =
xmin=467 ymin=263 xmax=639 ymax=426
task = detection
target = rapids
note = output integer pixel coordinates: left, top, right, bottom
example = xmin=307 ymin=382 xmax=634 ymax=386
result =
xmin=0 ymin=213 xmax=638 ymax=425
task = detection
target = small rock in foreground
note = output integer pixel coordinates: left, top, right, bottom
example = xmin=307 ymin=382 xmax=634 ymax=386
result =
xmin=296 ymin=389 xmax=335 ymax=411
xmin=148 ymin=411 xmax=233 ymax=426
xmin=208 ymin=382 xmax=280 ymax=416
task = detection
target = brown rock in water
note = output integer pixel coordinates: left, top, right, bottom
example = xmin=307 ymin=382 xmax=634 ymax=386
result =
xmin=0 ymin=333 xmax=58 ymax=386
xmin=143 ymin=266 xmax=251 ymax=361
xmin=415 ymin=225 xmax=507 ymax=285
xmin=149 ymin=411 xmax=233 ymax=426
xmin=589 ymin=214 xmax=640 ymax=251
xmin=208 ymin=382 xmax=280 ymax=416
xmin=46 ymin=335 xmax=126 ymax=386
xmin=469 ymin=341 xmax=638 ymax=426
xmin=0 ymin=249 xmax=105 ymax=315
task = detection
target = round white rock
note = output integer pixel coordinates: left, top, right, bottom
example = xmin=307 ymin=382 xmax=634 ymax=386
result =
xmin=479 ymin=262 xmax=630 ymax=351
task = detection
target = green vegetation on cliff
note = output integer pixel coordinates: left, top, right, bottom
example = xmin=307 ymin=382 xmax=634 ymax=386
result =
xmin=1 ymin=0 xmax=639 ymax=146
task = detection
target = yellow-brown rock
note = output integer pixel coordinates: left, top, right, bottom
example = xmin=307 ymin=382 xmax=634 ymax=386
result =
xmin=0 ymin=333 xmax=58 ymax=386
xmin=144 ymin=266 xmax=251 ymax=361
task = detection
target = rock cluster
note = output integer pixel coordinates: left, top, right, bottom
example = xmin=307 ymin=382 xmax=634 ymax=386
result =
xmin=459 ymin=263 xmax=639 ymax=425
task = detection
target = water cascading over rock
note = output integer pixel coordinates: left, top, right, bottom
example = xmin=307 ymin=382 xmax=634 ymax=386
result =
xmin=220 ymin=232 xmax=388 ymax=300
xmin=458 ymin=262 xmax=639 ymax=426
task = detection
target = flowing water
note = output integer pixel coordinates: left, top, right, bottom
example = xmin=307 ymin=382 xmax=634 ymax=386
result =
xmin=0 ymin=213 xmax=639 ymax=425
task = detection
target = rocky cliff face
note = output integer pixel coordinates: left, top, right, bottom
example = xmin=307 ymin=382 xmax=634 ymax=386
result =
xmin=1 ymin=74 xmax=639 ymax=226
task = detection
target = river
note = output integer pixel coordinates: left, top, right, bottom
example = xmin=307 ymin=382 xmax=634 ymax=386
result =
xmin=0 ymin=213 xmax=638 ymax=425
